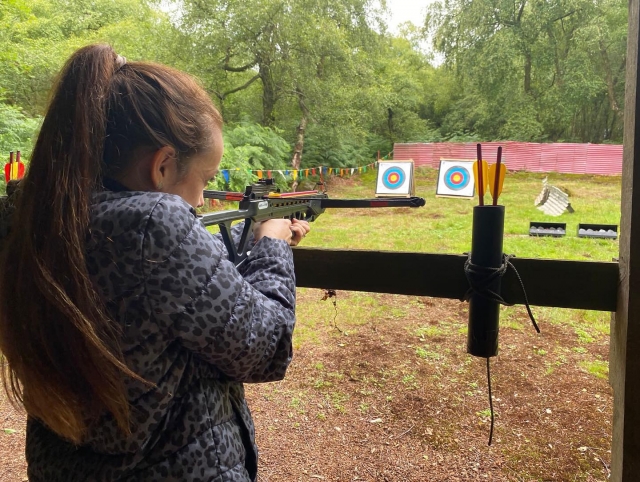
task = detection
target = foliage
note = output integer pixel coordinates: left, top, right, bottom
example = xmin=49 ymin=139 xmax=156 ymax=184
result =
xmin=223 ymin=123 xmax=291 ymax=170
xmin=0 ymin=0 xmax=177 ymax=116
xmin=0 ymin=100 xmax=41 ymax=192
xmin=300 ymin=126 xmax=374 ymax=168
xmin=0 ymin=101 xmax=40 ymax=159
xmin=0 ymin=0 xmax=630 ymax=176
xmin=425 ymin=0 xmax=627 ymax=143
xmin=215 ymin=123 xmax=291 ymax=191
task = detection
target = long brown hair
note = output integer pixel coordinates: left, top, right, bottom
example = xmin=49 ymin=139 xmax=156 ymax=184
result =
xmin=0 ymin=44 xmax=222 ymax=443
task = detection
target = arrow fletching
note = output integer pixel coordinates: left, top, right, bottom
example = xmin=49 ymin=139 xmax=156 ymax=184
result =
xmin=473 ymin=160 xmax=489 ymax=197
xmin=4 ymin=151 xmax=25 ymax=182
xmin=487 ymin=163 xmax=506 ymax=202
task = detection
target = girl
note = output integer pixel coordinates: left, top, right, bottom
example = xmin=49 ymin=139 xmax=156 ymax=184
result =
xmin=0 ymin=44 xmax=309 ymax=481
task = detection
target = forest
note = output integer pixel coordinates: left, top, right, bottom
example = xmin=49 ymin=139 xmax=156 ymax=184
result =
xmin=0 ymin=0 xmax=628 ymax=189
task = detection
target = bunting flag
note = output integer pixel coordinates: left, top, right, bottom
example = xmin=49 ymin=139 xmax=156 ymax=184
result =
xmin=214 ymin=161 xmax=377 ymax=184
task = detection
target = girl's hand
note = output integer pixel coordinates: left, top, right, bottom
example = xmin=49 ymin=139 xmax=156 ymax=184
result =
xmin=253 ymin=218 xmax=311 ymax=246
xmin=289 ymin=219 xmax=311 ymax=247
xmin=253 ymin=219 xmax=293 ymax=243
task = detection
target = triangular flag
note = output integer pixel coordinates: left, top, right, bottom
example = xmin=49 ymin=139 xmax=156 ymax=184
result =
xmin=222 ymin=170 xmax=230 ymax=182
xmin=257 ymin=170 xmax=263 ymax=179
xmin=292 ymin=170 xmax=298 ymax=180
xmin=312 ymin=168 xmax=316 ymax=175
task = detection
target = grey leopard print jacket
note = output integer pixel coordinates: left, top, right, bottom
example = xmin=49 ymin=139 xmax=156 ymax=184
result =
xmin=21 ymin=190 xmax=297 ymax=481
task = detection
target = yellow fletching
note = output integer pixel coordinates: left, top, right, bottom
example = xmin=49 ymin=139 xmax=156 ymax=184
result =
xmin=487 ymin=163 xmax=506 ymax=200
xmin=473 ymin=160 xmax=489 ymax=195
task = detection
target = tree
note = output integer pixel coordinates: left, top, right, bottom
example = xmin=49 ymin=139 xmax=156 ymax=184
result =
xmin=425 ymin=0 xmax=627 ymax=143
xmin=176 ymin=0 xmax=390 ymax=171
xmin=0 ymin=0 xmax=177 ymax=116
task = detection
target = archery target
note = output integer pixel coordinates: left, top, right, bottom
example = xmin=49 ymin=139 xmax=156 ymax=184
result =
xmin=382 ymin=167 xmax=406 ymax=189
xmin=375 ymin=161 xmax=414 ymax=197
xmin=436 ymin=159 xmax=475 ymax=198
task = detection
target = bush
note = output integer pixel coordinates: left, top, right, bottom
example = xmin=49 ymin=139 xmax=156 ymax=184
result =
xmin=214 ymin=123 xmax=291 ymax=192
xmin=0 ymin=100 xmax=41 ymax=192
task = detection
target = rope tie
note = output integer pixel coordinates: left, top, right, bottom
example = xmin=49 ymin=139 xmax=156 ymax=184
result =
xmin=462 ymin=253 xmax=540 ymax=333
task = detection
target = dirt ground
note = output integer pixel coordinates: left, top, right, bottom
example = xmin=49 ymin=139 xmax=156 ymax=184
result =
xmin=0 ymin=292 xmax=612 ymax=482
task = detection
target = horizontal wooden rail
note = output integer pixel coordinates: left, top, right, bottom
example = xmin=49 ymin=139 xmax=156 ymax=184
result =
xmin=292 ymin=248 xmax=619 ymax=312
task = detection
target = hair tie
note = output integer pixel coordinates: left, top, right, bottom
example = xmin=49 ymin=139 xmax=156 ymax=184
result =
xmin=115 ymin=54 xmax=127 ymax=70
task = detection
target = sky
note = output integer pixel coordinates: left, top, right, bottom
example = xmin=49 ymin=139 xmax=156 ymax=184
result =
xmin=385 ymin=0 xmax=436 ymax=33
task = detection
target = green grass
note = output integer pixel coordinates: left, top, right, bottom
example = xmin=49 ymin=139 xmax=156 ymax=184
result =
xmin=205 ymin=169 xmax=619 ymax=341
xmin=580 ymin=359 xmax=609 ymax=379
xmin=293 ymin=168 xmax=620 ymax=343
xmin=303 ymin=168 xmax=621 ymax=262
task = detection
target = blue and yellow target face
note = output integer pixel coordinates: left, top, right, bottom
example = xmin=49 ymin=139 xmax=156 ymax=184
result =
xmin=382 ymin=167 xmax=406 ymax=190
xmin=443 ymin=166 xmax=470 ymax=190
xmin=436 ymin=159 xmax=475 ymax=198
xmin=375 ymin=161 xmax=414 ymax=196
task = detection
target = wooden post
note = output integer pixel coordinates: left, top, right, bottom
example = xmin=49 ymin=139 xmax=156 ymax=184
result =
xmin=611 ymin=0 xmax=640 ymax=479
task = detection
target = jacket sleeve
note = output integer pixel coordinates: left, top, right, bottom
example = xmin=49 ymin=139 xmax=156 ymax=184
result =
xmin=142 ymin=195 xmax=296 ymax=383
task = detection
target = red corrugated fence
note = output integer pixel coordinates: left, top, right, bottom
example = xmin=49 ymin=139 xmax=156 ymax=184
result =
xmin=393 ymin=142 xmax=623 ymax=175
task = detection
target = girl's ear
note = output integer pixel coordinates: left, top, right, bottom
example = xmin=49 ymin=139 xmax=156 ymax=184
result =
xmin=149 ymin=146 xmax=177 ymax=190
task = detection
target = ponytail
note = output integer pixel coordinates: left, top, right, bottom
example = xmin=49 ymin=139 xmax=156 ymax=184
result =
xmin=0 ymin=44 xmax=143 ymax=443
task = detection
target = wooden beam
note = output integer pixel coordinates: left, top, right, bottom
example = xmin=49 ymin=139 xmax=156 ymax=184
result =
xmin=611 ymin=0 xmax=640 ymax=479
xmin=293 ymin=248 xmax=618 ymax=312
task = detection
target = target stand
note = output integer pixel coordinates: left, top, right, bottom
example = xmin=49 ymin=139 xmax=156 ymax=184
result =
xmin=375 ymin=160 xmax=416 ymax=198
xmin=436 ymin=159 xmax=476 ymax=199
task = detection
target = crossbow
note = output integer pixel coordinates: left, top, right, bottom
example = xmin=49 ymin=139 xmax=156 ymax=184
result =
xmin=201 ymin=179 xmax=425 ymax=266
